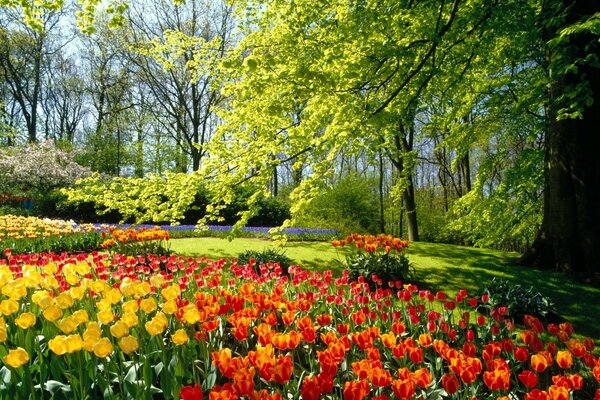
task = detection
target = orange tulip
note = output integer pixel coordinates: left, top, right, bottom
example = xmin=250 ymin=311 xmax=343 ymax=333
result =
xmin=525 ymin=389 xmax=550 ymax=400
xmin=548 ymin=385 xmax=569 ymax=400
xmin=411 ymin=368 xmax=432 ymax=388
xmin=232 ymin=367 xmax=255 ymax=397
xmin=343 ymin=380 xmax=370 ymax=400
xmin=301 ymin=376 xmax=321 ymax=400
xmin=483 ymin=369 xmax=511 ymax=391
xmin=392 ymin=378 xmax=415 ymax=400
xmin=370 ymin=367 xmax=392 ymax=387
xmin=209 ymin=384 xmax=238 ymax=400
xmin=556 ymin=350 xmax=573 ymax=369
xmin=531 ymin=352 xmax=551 ymax=373
xmin=269 ymin=355 xmax=293 ymax=385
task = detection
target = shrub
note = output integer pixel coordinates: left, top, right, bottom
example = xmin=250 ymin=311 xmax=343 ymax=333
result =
xmin=236 ymin=248 xmax=292 ymax=275
xmin=478 ymin=278 xmax=556 ymax=321
xmin=333 ymin=233 xmax=413 ymax=289
xmin=294 ymin=175 xmax=380 ymax=235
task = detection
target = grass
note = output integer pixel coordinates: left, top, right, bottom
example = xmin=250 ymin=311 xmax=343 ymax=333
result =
xmin=170 ymin=237 xmax=600 ymax=339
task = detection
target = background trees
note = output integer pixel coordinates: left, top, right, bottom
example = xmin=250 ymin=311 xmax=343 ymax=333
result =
xmin=1 ymin=0 xmax=598 ymax=273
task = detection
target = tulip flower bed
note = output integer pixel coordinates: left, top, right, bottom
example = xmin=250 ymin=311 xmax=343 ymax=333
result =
xmin=0 ymin=250 xmax=598 ymax=400
xmin=101 ymin=226 xmax=171 ymax=256
xmin=0 ymin=215 xmax=102 ymax=255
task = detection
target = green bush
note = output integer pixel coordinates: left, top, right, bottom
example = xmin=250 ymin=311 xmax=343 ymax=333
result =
xmin=478 ymin=278 xmax=556 ymax=322
xmin=347 ymin=251 xmax=413 ymax=290
xmin=236 ymin=248 xmax=293 ymax=275
xmin=335 ymin=234 xmax=413 ymax=289
xmin=294 ymin=175 xmax=380 ymax=235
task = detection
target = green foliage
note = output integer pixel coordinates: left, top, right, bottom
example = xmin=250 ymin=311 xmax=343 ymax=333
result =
xmin=62 ymin=173 xmax=203 ymax=224
xmin=334 ymin=234 xmax=413 ymax=289
xmin=446 ymin=148 xmax=544 ymax=252
xmin=33 ymin=190 xmax=125 ymax=223
xmin=478 ymin=278 xmax=556 ymax=322
xmin=294 ymin=175 xmax=380 ymax=235
xmin=346 ymin=251 xmax=413 ymax=290
xmin=236 ymin=248 xmax=292 ymax=275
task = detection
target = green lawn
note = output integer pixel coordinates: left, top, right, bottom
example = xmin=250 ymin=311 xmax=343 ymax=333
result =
xmin=170 ymin=238 xmax=600 ymax=339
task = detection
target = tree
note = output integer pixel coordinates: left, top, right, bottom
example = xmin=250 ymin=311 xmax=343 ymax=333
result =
xmin=0 ymin=141 xmax=92 ymax=196
xmin=202 ymin=0 xmax=518 ymax=236
xmin=125 ymin=0 xmax=234 ymax=171
xmin=520 ymin=0 xmax=600 ymax=275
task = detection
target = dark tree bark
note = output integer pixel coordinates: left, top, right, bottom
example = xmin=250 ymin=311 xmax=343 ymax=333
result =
xmin=388 ymin=120 xmax=419 ymax=242
xmin=520 ymin=0 xmax=600 ymax=276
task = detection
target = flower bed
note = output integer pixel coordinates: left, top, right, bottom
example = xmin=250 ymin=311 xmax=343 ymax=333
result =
xmin=0 ymin=215 xmax=101 ymax=254
xmin=0 ymin=251 xmax=598 ymax=399
xmin=93 ymin=224 xmax=339 ymax=241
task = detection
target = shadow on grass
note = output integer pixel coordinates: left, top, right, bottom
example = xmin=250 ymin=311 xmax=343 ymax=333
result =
xmin=409 ymin=242 xmax=600 ymax=339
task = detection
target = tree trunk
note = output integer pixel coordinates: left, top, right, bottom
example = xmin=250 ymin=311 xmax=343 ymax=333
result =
xmin=378 ymin=151 xmax=385 ymax=233
xmin=520 ymin=0 xmax=600 ymax=277
xmin=403 ymin=174 xmax=419 ymax=242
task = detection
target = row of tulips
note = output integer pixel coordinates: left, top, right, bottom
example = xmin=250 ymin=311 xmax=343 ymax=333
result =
xmin=0 ymin=250 xmax=598 ymax=399
xmin=0 ymin=215 xmax=102 ymax=255
xmin=101 ymin=226 xmax=171 ymax=256
xmin=0 ymin=215 xmax=96 ymax=241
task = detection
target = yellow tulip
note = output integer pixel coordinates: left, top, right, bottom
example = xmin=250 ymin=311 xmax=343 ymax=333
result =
xmin=118 ymin=335 xmax=139 ymax=354
xmin=97 ymin=309 xmax=114 ymax=325
xmin=134 ymin=281 xmax=151 ymax=297
xmin=71 ymin=309 xmax=89 ymax=325
xmin=43 ymin=305 xmax=63 ymax=322
xmin=161 ymin=299 xmax=178 ymax=315
xmin=68 ymin=286 xmax=85 ymax=301
xmin=43 ymin=275 xmax=59 ymax=290
xmin=15 ymin=312 xmax=36 ymax=329
xmin=161 ymin=284 xmax=181 ymax=301
xmin=105 ymin=288 xmax=122 ymax=304
xmin=0 ymin=299 xmax=19 ymax=316
xmin=122 ymin=300 xmax=139 ymax=313
xmin=140 ymin=297 xmax=158 ymax=314
xmin=121 ymin=312 xmax=139 ymax=328
xmin=109 ymin=320 xmax=129 ymax=339
xmin=150 ymin=274 xmax=165 ymax=288
xmin=93 ymin=338 xmax=113 ymax=358
xmin=172 ymin=329 xmax=189 ymax=345
xmin=31 ymin=290 xmax=53 ymax=309
xmin=3 ymin=347 xmax=29 ymax=368
xmin=58 ymin=317 xmax=77 ymax=334
xmin=64 ymin=334 xmax=83 ymax=353
xmin=182 ymin=305 xmax=200 ymax=324
xmin=55 ymin=292 xmax=74 ymax=309
xmin=0 ymin=318 xmax=7 ymax=342
xmin=48 ymin=336 xmax=68 ymax=355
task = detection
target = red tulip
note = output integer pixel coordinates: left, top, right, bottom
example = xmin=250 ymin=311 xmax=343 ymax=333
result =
xmin=441 ymin=373 xmax=460 ymax=395
xmin=518 ymin=370 xmax=539 ymax=389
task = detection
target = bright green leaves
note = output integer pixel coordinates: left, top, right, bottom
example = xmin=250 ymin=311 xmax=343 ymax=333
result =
xmin=62 ymin=173 xmax=203 ymax=224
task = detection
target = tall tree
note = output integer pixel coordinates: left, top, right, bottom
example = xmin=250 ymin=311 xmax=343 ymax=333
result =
xmin=520 ymin=0 xmax=600 ymax=275
xmin=0 ymin=7 xmax=62 ymax=142
xmin=125 ymin=0 xmax=234 ymax=171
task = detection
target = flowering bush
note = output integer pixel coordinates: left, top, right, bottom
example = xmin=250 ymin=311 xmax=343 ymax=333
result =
xmin=0 ymin=250 xmax=597 ymax=399
xmin=0 ymin=215 xmax=101 ymax=255
xmin=101 ymin=226 xmax=171 ymax=256
xmin=0 ymin=141 xmax=92 ymax=195
xmin=333 ymin=234 xmax=413 ymax=289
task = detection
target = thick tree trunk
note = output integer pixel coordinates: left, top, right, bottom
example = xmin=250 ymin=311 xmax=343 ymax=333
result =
xmin=520 ymin=0 xmax=600 ymax=276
